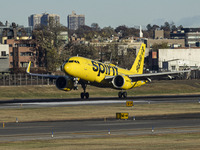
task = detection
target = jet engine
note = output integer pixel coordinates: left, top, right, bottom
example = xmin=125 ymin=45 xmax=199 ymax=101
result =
xmin=56 ymin=76 xmax=74 ymax=91
xmin=112 ymin=75 xmax=133 ymax=90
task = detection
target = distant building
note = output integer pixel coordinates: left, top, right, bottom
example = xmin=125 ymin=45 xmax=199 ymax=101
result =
xmin=5 ymin=39 xmax=36 ymax=68
xmin=59 ymin=31 xmax=69 ymax=44
xmin=154 ymin=29 xmax=164 ymax=39
xmin=170 ymin=28 xmax=200 ymax=47
xmin=1 ymin=26 xmax=32 ymax=44
xmin=0 ymin=44 xmax=9 ymax=72
xmin=144 ymin=39 xmax=185 ymax=49
xmin=68 ymin=11 xmax=85 ymax=30
xmin=158 ymin=48 xmax=200 ymax=71
xmin=28 ymin=13 xmax=60 ymax=29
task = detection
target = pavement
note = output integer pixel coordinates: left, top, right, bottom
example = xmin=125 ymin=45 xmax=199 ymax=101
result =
xmin=0 ymin=117 xmax=200 ymax=142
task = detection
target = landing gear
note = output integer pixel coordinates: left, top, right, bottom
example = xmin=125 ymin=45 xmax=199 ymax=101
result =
xmin=80 ymin=82 xmax=89 ymax=99
xmin=73 ymin=78 xmax=79 ymax=90
xmin=118 ymin=91 xmax=127 ymax=98
xmin=80 ymin=92 xmax=89 ymax=99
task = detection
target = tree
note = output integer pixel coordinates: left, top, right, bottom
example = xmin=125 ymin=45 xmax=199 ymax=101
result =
xmin=101 ymin=26 xmax=116 ymax=38
xmin=0 ymin=21 xmax=4 ymax=26
xmin=161 ymin=22 xmax=170 ymax=31
xmin=115 ymin=25 xmax=129 ymax=37
xmin=33 ymin=23 xmax=67 ymax=72
xmin=75 ymin=25 xmax=92 ymax=37
xmin=146 ymin=24 xmax=152 ymax=31
xmin=63 ymin=42 xmax=99 ymax=61
xmin=152 ymin=42 xmax=169 ymax=51
xmin=91 ymin=23 xmax=100 ymax=31
xmin=177 ymin=25 xmax=183 ymax=30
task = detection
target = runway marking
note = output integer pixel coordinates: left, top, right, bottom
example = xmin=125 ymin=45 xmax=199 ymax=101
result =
xmin=18 ymin=100 xmax=147 ymax=106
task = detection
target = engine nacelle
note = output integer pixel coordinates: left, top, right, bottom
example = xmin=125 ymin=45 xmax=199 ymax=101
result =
xmin=112 ymin=75 xmax=133 ymax=90
xmin=56 ymin=76 xmax=74 ymax=91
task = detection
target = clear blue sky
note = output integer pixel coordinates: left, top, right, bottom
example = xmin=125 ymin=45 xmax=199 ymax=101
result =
xmin=1 ymin=0 xmax=200 ymax=28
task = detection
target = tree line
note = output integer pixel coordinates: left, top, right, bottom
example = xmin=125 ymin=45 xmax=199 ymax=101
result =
xmin=71 ymin=21 xmax=183 ymax=39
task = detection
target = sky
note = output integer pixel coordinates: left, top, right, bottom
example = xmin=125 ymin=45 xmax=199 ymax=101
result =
xmin=1 ymin=0 xmax=200 ymax=28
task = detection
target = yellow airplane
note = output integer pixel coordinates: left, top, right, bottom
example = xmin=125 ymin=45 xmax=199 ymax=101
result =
xmin=26 ymin=43 xmax=189 ymax=99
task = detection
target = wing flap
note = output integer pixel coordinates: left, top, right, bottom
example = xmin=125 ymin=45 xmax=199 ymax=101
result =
xmin=128 ymin=70 xmax=190 ymax=81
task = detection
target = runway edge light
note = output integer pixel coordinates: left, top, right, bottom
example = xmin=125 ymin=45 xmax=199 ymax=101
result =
xmin=152 ymin=126 xmax=154 ymax=133
xmin=108 ymin=129 xmax=111 ymax=135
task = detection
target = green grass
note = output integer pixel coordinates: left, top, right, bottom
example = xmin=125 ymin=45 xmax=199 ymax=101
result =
xmin=1 ymin=103 xmax=200 ymax=123
xmin=1 ymin=80 xmax=200 ymax=100
xmin=0 ymin=133 xmax=200 ymax=150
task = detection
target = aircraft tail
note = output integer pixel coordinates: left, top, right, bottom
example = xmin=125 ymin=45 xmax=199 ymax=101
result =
xmin=130 ymin=43 xmax=146 ymax=74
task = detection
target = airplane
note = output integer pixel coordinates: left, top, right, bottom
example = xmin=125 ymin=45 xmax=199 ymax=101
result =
xmin=26 ymin=43 xmax=189 ymax=99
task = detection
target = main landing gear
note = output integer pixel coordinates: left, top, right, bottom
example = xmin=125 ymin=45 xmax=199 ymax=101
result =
xmin=80 ymin=83 xmax=89 ymax=99
xmin=118 ymin=91 xmax=127 ymax=98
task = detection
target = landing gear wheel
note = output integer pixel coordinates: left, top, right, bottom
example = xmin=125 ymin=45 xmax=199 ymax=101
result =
xmin=118 ymin=92 xmax=122 ymax=98
xmin=122 ymin=92 xmax=127 ymax=98
xmin=81 ymin=93 xmax=85 ymax=99
xmin=85 ymin=92 xmax=89 ymax=99
xmin=80 ymin=92 xmax=90 ymax=99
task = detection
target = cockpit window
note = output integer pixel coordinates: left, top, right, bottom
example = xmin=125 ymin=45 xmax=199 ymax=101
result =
xmin=64 ymin=59 xmax=69 ymax=64
xmin=68 ymin=60 xmax=80 ymax=64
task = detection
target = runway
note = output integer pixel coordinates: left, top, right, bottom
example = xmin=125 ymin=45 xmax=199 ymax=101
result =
xmin=0 ymin=117 xmax=200 ymax=142
xmin=0 ymin=95 xmax=200 ymax=142
xmin=0 ymin=94 xmax=200 ymax=108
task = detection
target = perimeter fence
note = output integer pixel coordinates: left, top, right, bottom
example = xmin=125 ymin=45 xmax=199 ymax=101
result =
xmin=0 ymin=74 xmax=55 ymax=86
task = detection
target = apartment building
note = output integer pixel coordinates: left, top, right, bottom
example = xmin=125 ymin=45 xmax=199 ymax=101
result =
xmin=5 ymin=39 xmax=36 ymax=68
xmin=68 ymin=11 xmax=85 ymax=30
xmin=29 ymin=13 xmax=60 ymax=28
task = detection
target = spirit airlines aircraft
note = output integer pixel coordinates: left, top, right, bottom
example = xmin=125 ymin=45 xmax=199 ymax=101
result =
xmin=26 ymin=43 xmax=189 ymax=99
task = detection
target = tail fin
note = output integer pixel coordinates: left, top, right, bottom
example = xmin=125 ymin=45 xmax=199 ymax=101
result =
xmin=130 ymin=43 xmax=146 ymax=74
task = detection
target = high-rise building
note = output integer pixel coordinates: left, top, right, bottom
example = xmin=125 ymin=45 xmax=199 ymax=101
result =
xmin=28 ymin=13 xmax=60 ymax=29
xmin=68 ymin=11 xmax=85 ymax=30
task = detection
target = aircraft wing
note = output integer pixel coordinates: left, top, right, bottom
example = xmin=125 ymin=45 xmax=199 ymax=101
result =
xmin=128 ymin=70 xmax=190 ymax=82
xmin=105 ymin=70 xmax=190 ymax=82
xmin=26 ymin=61 xmax=60 ymax=79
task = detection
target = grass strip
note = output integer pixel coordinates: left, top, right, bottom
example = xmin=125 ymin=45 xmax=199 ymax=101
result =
xmin=0 ymin=132 xmax=200 ymax=150
xmin=0 ymin=103 xmax=200 ymax=123
xmin=1 ymin=80 xmax=200 ymax=100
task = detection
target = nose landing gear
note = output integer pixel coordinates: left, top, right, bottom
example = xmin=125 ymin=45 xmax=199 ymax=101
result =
xmin=80 ymin=82 xmax=89 ymax=99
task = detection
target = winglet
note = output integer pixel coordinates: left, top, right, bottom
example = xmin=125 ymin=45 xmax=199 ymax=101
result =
xmin=26 ymin=61 xmax=31 ymax=74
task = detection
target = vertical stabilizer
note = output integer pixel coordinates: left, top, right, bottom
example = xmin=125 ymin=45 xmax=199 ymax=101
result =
xmin=130 ymin=43 xmax=146 ymax=74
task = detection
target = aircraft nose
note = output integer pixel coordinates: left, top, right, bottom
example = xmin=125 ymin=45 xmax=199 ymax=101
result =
xmin=63 ymin=63 xmax=71 ymax=74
